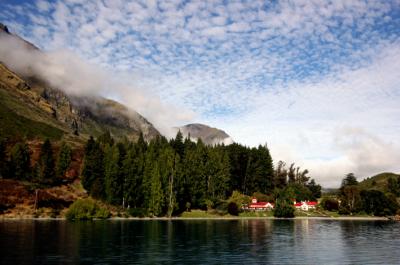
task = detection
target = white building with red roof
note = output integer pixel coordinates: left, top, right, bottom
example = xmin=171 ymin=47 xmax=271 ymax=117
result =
xmin=294 ymin=201 xmax=318 ymax=211
xmin=245 ymin=198 xmax=274 ymax=211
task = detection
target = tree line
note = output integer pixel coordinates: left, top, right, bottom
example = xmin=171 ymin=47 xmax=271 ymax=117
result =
xmin=321 ymin=173 xmax=399 ymax=216
xmin=0 ymin=139 xmax=71 ymax=185
xmin=81 ymin=131 xmax=321 ymax=216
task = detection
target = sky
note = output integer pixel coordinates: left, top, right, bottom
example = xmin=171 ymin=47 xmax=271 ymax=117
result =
xmin=1 ymin=0 xmax=399 ymax=187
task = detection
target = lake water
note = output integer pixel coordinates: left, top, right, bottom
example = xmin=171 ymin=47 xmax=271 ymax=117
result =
xmin=1 ymin=219 xmax=399 ymax=264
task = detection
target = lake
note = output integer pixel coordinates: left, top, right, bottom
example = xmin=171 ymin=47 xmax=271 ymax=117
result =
xmin=1 ymin=219 xmax=399 ymax=264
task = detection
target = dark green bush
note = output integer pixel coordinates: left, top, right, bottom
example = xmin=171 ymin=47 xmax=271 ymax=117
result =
xmin=227 ymin=202 xmax=239 ymax=216
xmin=65 ymin=198 xmax=110 ymax=220
xmin=273 ymin=199 xmax=295 ymax=218
xmin=127 ymin=208 xmax=147 ymax=217
xmin=320 ymin=197 xmax=339 ymax=211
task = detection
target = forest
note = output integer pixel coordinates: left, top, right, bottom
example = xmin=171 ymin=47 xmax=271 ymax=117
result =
xmin=0 ymin=131 xmax=322 ymax=217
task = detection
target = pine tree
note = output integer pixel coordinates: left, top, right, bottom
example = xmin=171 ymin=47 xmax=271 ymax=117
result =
xmin=81 ymin=136 xmax=104 ymax=198
xmin=35 ymin=139 xmax=56 ymax=184
xmin=123 ymin=145 xmax=142 ymax=208
xmin=205 ymin=147 xmax=230 ymax=202
xmin=182 ymin=141 xmax=207 ymax=208
xmin=97 ymin=131 xmax=114 ymax=148
xmin=104 ymin=145 xmax=123 ymax=205
xmin=158 ymin=146 xmax=178 ymax=217
xmin=148 ymin=163 xmax=164 ymax=216
xmin=171 ymin=130 xmax=184 ymax=158
xmin=9 ymin=142 xmax=31 ymax=180
xmin=56 ymin=142 xmax=72 ymax=179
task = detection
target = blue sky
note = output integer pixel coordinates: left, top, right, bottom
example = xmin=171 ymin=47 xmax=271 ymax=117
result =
xmin=1 ymin=0 xmax=400 ymax=187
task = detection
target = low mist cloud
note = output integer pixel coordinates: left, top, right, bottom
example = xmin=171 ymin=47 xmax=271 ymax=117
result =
xmin=0 ymin=33 xmax=194 ymax=137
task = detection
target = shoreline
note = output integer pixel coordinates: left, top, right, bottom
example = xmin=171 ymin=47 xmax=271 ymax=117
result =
xmin=0 ymin=216 xmax=391 ymax=221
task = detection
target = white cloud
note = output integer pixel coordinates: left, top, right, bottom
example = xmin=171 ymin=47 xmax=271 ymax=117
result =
xmin=0 ymin=0 xmax=399 ymax=187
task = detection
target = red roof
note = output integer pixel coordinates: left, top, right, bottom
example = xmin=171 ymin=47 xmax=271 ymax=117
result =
xmin=294 ymin=201 xmax=318 ymax=207
xmin=249 ymin=202 xmax=274 ymax=208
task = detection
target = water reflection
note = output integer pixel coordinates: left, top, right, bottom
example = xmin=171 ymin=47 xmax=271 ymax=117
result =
xmin=0 ymin=219 xmax=399 ymax=264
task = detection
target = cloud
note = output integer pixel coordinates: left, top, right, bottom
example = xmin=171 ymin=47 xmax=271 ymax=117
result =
xmin=1 ymin=0 xmax=399 ymax=186
xmin=0 ymin=32 xmax=194 ymax=137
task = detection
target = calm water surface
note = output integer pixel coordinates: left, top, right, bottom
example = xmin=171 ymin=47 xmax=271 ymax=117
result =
xmin=0 ymin=219 xmax=399 ymax=264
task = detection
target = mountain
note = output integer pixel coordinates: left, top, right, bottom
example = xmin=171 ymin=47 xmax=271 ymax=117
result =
xmin=177 ymin=123 xmax=233 ymax=145
xmin=0 ymin=24 xmax=160 ymax=143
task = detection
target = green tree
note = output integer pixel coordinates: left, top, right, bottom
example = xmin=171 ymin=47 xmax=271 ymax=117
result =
xmin=171 ymin=130 xmax=184 ymax=158
xmin=341 ymin=173 xmax=358 ymax=188
xmin=360 ymin=190 xmax=398 ymax=216
xmin=307 ymin=179 xmax=322 ymax=200
xmin=158 ymin=146 xmax=178 ymax=217
xmin=56 ymin=142 xmax=72 ymax=179
xmin=123 ymin=144 xmax=144 ymax=208
xmin=339 ymin=173 xmax=361 ymax=214
xmin=274 ymin=191 xmax=295 ymax=218
xmin=81 ymin=136 xmax=104 ymax=198
xmin=9 ymin=142 xmax=31 ymax=180
xmin=35 ymin=139 xmax=56 ymax=184
xmin=226 ymin=143 xmax=249 ymax=193
xmin=97 ymin=131 xmax=114 ymax=147
xmin=274 ymin=161 xmax=287 ymax=189
xmin=180 ymin=141 xmax=207 ymax=209
xmin=340 ymin=186 xmax=361 ymax=214
xmin=205 ymin=147 xmax=230 ymax=202
xmin=104 ymin=145 xmax=123 ymax=205
xmin=148 ymin=164 xmax=164 ymax=216
xmin=388 ymin=177 xmax=400 ymax=196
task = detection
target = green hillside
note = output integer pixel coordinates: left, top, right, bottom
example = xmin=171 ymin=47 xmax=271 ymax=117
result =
xmin=359 ymin=172 xmax=400 ymax=193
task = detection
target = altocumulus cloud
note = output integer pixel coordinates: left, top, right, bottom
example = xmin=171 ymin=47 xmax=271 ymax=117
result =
xmin=1 ymin=0 xmax=400 ymax=187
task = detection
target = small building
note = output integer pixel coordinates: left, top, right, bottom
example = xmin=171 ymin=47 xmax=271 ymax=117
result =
xmin=245 ymin=198 xmax=274 ymax=211
xmin=294 ymin=201 xmax=318 ymax=211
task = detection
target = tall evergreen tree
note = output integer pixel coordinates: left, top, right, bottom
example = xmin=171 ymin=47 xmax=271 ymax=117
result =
xmin=123 ymin=144 xmax=144 ymax=208
xmin=81 ymin=136 xmax=104 ymax=198
xmin=205 ymin=147 xmax=230 ymax=202
xmin=148 ymin=163 xmax=164 ymax=216
xmin=9 ymin=142 xmax=31 ymax=180
xmin=56 ymin=142 xmax=72 ymax=179
xmin=226 ymin=143 xmax=249 ymax=193
xmin=104 ymin=145 xmax=123 ymax=205
xmin=274 ymin=161 xmax=287 ymax=189
xmin=35 ymin=139 xmax=56 ymax=184
xmin=171 ymin=130 xmax=185 ymax=158
xmin=158 ymin=146 xmax=178 ymax=217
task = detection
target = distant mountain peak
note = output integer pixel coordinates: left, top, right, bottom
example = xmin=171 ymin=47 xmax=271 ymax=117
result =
xmin=0 ymin=23 xmax=10 ymax=34
xmin=177 ymin=123 xmax=233 ymax=145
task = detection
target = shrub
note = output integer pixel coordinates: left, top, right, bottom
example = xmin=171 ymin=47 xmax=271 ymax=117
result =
xmin=274 ymin=200 xmax=295 ymax=218
xmin=273 ymin=191 xmax=295 ymax=218
xmin=127 ymin=208 xmax=147 ymax=217
xmin=227 ymin=202 xmax=239 ymax=216
xmin=320 ymin=197 xmax=339 ymax=211
xmin=229 ymin=191 xmax=251 ymax=207
xmin=65 ymin=198 xmax=110 ymax=220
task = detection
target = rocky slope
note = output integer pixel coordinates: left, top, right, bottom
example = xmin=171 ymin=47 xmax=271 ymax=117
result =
xmin=178 ymin=123 xmax=234 ymax=145
xmin=0 ymin=24 xmax=160 ymax=143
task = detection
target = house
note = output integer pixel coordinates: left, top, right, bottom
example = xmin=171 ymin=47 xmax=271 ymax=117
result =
xmin=294 ymin=201 xmax=318 ymax=211
xmin=245 ymin=198 xmax=274 ymax=211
